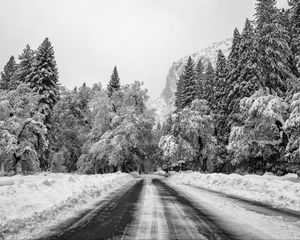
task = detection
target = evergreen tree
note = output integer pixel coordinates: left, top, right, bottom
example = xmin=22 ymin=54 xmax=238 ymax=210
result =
xmin=78 ymin=83 xmax=92 ymax=115
xmin=181 ymin=57 xmax=196 ymax=108
xmin=255 ymin=0 xmax=292 ymax=96
xmin=107 ymin=66 xmax=120 ymax=97
xmin=175 ymin=75 xmax=184 ymax=110
xmin=227 ymin=28 xmax=241 ymax=73
xmin=210 ymin=50 xmax=229 ymax=146
xmin=225 ymin=28 xmax=241 ymax=100
xmin=0 ymin=56 xmax=17 ymax=90
xmin=14 ymin=44 xmax=35 ymax=85
xmin=92 ymin=82 xmax=102 ymax=92
xmin=289 ymin=0 xmax=300 ymax=75
xmin=195 ymin=58 xmax=205 ymax=99
xmin=202 ymin=61 xmax=215 ymax=102
xmin=27 ymin=38 xmax=59 ymax=117
xmin=225 ymin=27 xmax=242 ymax=123
xmin=227 ymin=19 xmax=260 ymax=126
xmin=212 ymin=50 xmax=227 ymax=112
xmin=26 ymin=38 xmax=59 ymax=170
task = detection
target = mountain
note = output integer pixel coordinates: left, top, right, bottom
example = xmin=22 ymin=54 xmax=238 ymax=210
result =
xmin=150 ymin=38 xmax=232 ymax=123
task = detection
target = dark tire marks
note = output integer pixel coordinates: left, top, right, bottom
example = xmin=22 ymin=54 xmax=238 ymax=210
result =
xmin=153 ymin=179 xmax=242 ymax=240
xmin=42 ymin=179 xmax=144 ymax=240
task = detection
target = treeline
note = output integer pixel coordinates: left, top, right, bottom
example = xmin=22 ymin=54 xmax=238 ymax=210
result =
xmin=0 ymin=40 xmax=160 ymax=175
xmin=159 ymin=0 xmax=300 ymax=175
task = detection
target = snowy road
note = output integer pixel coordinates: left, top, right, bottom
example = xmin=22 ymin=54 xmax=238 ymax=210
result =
xmin=39 ymin=176 xmax=300 ymax=240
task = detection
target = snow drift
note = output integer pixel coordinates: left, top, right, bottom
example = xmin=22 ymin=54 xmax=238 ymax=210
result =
xmin=0 ymin=172 xmax=133 ymax=240
xmin=168 ymin=172 xmax=300 ymax=211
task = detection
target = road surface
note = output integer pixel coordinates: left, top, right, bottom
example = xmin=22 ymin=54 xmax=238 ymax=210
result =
xmin=39 ymin=175 xmax=300 ymax=240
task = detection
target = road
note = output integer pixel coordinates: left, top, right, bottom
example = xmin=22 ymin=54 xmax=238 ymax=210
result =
xmin=39 ymin=175 xmax=300 ymax=240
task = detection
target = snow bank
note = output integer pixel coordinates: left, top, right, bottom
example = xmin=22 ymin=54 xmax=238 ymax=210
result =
xmin=0 ymin=172 xmax=133 ymax=240
xmin=168 ymin=172 xmax=300 ymax=211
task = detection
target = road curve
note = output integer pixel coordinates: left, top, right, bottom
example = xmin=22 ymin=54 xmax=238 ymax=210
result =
xmin=39 ymin=176 xmax=268 ymax=240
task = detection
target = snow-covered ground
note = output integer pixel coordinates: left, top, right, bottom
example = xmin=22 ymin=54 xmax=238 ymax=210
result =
xmin=0 ymin=172 xmax=133 ymax=240
xmin=168 ymin=181 xmax=300 ymax=240
xmin=168 ymin=172 xmax=300 ymax=211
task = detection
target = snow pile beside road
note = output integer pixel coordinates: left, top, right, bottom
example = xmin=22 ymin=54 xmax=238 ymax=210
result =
xmin=168 ymin=172 xmax=300 ymax=211
xmin=0 ymin=172 xmax=133 ymax=240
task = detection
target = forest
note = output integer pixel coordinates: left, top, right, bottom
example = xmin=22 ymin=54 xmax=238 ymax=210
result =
xmin=0 ymin=0 xmax=300 ymax=176
xmin=160 ymin=0 xmax=300 ymax=175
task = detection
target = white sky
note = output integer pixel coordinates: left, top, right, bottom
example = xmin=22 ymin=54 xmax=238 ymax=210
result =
xmin=0 ymin=0 xmax=289 ymax=99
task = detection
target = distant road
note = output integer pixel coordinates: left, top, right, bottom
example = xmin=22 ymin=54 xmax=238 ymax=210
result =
xmin=39 ymin=175 xmax=299 ymax=240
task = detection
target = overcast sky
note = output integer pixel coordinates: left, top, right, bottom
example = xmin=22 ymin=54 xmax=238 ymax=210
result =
xmin=0 ymin=0 xmax=289 ymax=99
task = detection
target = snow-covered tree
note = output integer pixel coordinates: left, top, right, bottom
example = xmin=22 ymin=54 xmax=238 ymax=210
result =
xmin=195 ymin=59 xmax=205 ymax=99
xmin=213 ymin=50 xmax=227 ymax=110
xmin=201 ymin=60 xmax=215 ymax=102
xmin=77 ymin=83 xmax=93 ymax=118
xmin=27 ymin=38 xmax=59 ymax=122
xmin=122 ymin=81 xmax=149 ymax=114
xmin=228 ymin=90 xmax=288 ymax=173
xmin=77 ymin=81 xmax=156 ymax=173
xmin=92 ymin=82 xmax=102 ymax=93
xmin=226 ymin=28 xmax=242 ymax=113
xmin=175 ymin=75 xmax=184 ymax=110
xmin=107 ymin=66 xmax=121 ymax=98
xmin=211 ymin=50 xmax=229 ymax=146
xmin=159 ymin=99 xmax=216 ymax=172
xmin=289 ymin=0 xmax=300 ymax=81
xmin=227 ymin=28 xmax=241 ymax=73
xmin=181 ymin=57 xmax=197 ymax=108
xmin=0 ymin=56 xmax=17 ymax=90
xmin=255 ymin=0 xmax=292 ymax=96
xmin=14 ymin=44 xmax=35 ymax=84
xmin=227 ymin=19 xmax=260 ymax=126
xmin=51 ymin=86 xmax=92 ymax=172
xmin=0 ymin=84 xmax=47 ymax=174
xmin=25 ymin=38 xmax=59 ymax=170
xmin=284 ymin=92 xmax=300 ymax=172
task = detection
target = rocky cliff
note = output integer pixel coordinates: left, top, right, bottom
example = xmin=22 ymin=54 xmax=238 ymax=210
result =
xmin=150 ymin=38 xmax=232 ymax=123
xmin=161 ymin=38 xmax=232 ymax=105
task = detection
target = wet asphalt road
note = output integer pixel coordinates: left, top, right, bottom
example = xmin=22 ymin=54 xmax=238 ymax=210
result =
xmin=38 ymin=176 xmax=297 ymax=240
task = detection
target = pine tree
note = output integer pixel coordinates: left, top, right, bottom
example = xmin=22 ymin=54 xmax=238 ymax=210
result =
xmin=225 ymin=27 xmax=242 ymax=121
xmin=255 ymin=0 xmax=292 ymax=96
xmin=212 ymin=50 xmax=227 ymax=112
xmin=26 ymin=38 xmax=59 ymax=170
xmin=202 ymin=61 xmax=215 ymax=102
xmin=195 ymin=59 xmax=205 ymax=99
xmin=78 ymin=82 xmax=92 ymax=112
xmin=107 ymin=66 xmax=120 ymax=97
xmin=227 ymin=28 xmax=241 ymax=73
xmin=181 ymin=57 xmax=196 ymax=108
xmin=0 ymin=56 xmax=17 ymax=90
xmin=225 ymin=28 xmax=241 ymax=99
xmin=289 ymin=0 xmax=300 ymax=75
xmin=210 ymin=50 xmax=229 ymax=145
xmin=27 ymin=38 xmax=59 ymax=116
xmin=175 ymin=75 xmax=184 ymax=110
xmin=227 ymin=19 xmax=260 ymax=126
xmin=237 ymin=19 xmax=261 ymax=95
xmin=14 ymin=44 xmax=35 ymax=84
